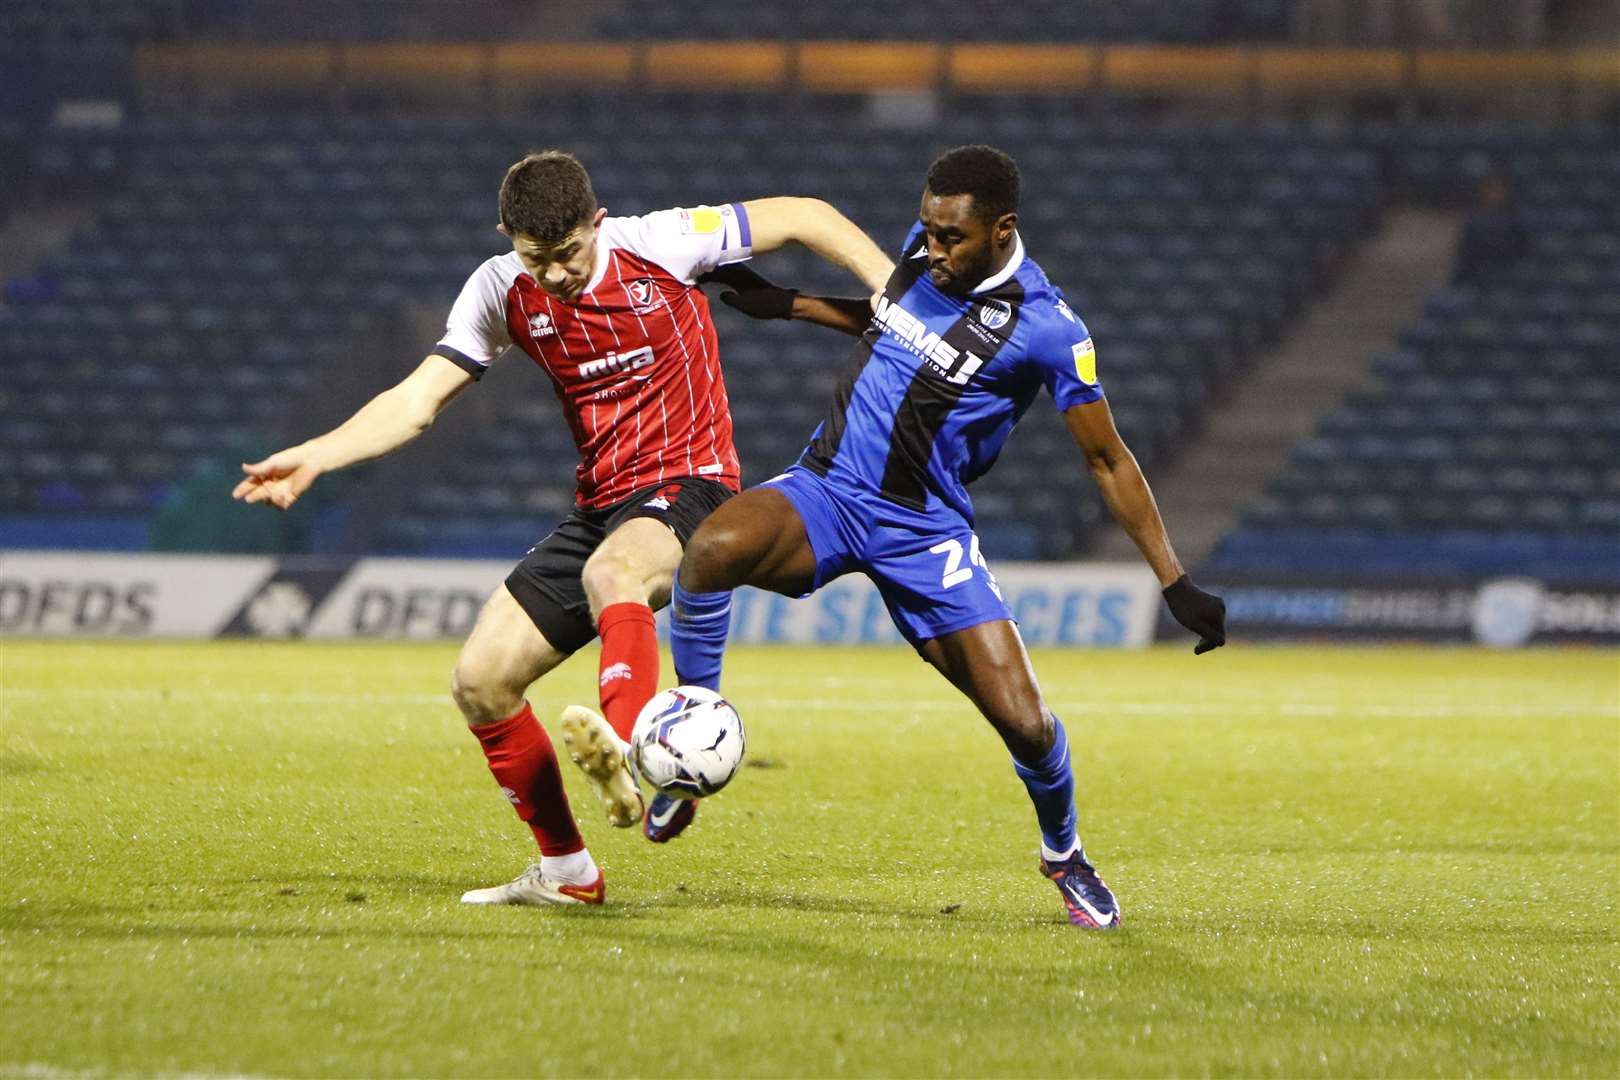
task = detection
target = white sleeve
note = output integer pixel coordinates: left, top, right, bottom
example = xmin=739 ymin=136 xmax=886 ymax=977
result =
xmin=432 ymin=258 xmax=512 ymax=380
xmin=624 ymin=203 xmax=753 ymax=285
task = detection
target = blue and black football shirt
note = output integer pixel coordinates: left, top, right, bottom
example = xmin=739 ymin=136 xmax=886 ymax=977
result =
xmin=800 ymin=222 xmax=1103 ymax=522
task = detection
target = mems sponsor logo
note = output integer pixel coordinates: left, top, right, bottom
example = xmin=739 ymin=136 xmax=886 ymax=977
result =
xmin=873 ymin=296 xmax=985 ymax=386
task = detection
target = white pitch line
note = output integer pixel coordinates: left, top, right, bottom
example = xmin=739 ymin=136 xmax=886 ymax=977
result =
xmin=3 ymin=1067 xmax=272 ymax=1080
xmin=751 ymin=698 xmax=1608 ymax=720
xmin=0 ymin=685 xmax=1608 ymax=721
xmin=0 ymin=686 xmax=450 ymax=708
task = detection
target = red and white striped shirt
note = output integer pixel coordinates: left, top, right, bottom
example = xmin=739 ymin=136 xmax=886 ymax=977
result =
xmin=433 ymin=204 xmax=751 ymax=509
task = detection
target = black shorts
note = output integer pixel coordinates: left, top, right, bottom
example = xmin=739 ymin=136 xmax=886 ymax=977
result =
xmin=504 ymin=476 xmax=734 ymax=655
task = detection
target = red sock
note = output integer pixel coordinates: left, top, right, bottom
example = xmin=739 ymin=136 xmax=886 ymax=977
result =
xmin=472 ymin=701 xmax=583 ymax=856
xmin=597 ymin=601 xmax=660 ymax=741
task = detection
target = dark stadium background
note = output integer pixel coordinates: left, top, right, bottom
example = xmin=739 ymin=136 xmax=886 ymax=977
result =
xmin=2 ymin=5 xmax=1618 ymax=1078
xmin=0 ymin=0 xmax=1615 ymax=646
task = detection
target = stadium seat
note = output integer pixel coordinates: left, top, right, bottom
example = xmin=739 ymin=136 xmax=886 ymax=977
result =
xmin=1215 ymin=127 xmax=1620 ymax=582
xmin=19 ymin=95 xmax=1541 ymax=560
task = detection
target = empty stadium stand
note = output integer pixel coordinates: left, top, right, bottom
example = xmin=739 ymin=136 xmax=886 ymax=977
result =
xmin=0 ymin=95 xmax=1385 ymax=558
xmin=0 ymin=95 xmax=1386 ymax=557
xmin=1209 ymin=127 xmax=1620 ymax=584
xmin=2 ymin=3 xmax=1612 ymax=577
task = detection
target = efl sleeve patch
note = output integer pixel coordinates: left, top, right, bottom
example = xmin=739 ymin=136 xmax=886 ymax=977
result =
xmin=679 ymin=207 xmax=724 ymax=234
xmin=642 ymin=205 xmax=752 ymax=283
xmin=1072 ymin=337 xmax=1098 ymax=385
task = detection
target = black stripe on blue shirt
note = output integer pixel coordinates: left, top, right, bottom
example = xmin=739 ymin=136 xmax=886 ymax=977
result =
xmin=876 ymin=277 xmax=1027 ymax=511
xmin=801 ymin=251 xmax=929 ymax=473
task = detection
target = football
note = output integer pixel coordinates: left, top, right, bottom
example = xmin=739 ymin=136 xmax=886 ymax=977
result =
xmin=630 ymin=686 xmax=746 ymax=800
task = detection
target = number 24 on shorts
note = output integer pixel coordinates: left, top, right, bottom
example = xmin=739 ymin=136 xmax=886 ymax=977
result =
xmin=929 ymin=534 xmax=997 ymax=592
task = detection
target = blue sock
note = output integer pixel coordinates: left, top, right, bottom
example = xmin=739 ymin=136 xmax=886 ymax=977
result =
xmin=670 ymin=579 xmax=732 ymax=692
xmin=1011 ymin=715 xmax=1078 ymax=858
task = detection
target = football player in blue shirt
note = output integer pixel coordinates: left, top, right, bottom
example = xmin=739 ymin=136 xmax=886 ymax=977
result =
xmin=664 ymin=146 xmax=1223 ymax=927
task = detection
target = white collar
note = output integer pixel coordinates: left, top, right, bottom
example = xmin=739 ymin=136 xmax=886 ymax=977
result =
xmin=971 ymin=231 xmax=1024 ymax=295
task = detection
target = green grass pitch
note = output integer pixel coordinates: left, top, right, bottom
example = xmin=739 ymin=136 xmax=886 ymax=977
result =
xmin=3 ymin=640 xmax=1616 ymax=1077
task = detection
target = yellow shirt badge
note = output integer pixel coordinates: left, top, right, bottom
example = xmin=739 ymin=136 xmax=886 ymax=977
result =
xmin=1072 ymin=337 xmax=1098 ymax=385
xmin=680 ymin=207 xmax=723 ymax=234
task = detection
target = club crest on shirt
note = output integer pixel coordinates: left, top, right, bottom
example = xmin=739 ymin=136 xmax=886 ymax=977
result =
xmin=627 ymin=278 xmax=663 ymax=313
xmin=528 ymin=312 xmax=556 ymax=338
xmin=977 ymin=299 xmax=1012 ymax=330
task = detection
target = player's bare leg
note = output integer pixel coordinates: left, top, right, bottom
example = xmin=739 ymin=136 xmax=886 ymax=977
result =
xmin=615 ymin=486 xmax=820 ymax=842
xmin=667 ymin=487 xmax=819 ymax=726
xmin=917 ymin=620 xmax=1051 ymax=760
xmin=453 ymin=585 xmax=605 ymax=905
xmin=582 ymin=516 xmax=684 ymax=738
xmin=560 ymin=516 xmax=684 ymax=827
xmin=583 ymin=515 xmax=686 ymax=615
xmin=452 ymin=584 xmax=570 ymax=728
xmin=678 ymin=486 xmax=819 ymax=596
xmin=919 ymin=621 xmax=1120 ymax=929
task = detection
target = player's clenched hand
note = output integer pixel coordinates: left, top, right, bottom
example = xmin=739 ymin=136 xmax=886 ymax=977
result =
xmin=1163 ymin=574 xmax=1226 ymax=655
xmin=232 ymin=449 xmax=322 ymax=510
xmin=698 ymin=264 xmax=796 ymax=320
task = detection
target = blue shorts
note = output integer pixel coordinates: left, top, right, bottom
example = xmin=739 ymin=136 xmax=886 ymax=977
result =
xmin=763 ymin=466 xmax=1012 ymax=648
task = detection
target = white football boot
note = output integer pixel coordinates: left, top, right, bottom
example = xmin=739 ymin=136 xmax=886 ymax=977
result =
xmin=460 ymin=863 xmax=604 ymax=906
xmin=559 ymin=705 xmax=644 ymax=828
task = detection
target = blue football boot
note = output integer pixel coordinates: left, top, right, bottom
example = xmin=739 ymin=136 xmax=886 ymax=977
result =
xmin=642 ymin=793 xmax=698 ymax=842
xmin=1040 ymin=848 xmax=1122 ymax=929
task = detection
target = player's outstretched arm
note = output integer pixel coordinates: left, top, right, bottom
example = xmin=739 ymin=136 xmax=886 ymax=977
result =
xmin=791 ymin=294 xmax=882 ymax=336
xmin=1064 ymin=398 xmax=1227 ymax=654
xmin=740 ymin=197 xmax=894 ymax=293
xmin=699 ymin=264 xmax=873 ymax=337
xmin=232 ymin=355 xmax=474 ymax=510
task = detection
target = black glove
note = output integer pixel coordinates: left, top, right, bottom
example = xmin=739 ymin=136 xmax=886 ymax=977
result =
xmin=1163 ymin=574 xmax=1226 ymax=655
xmin=698 ymin=264 xmax=797 ymax=320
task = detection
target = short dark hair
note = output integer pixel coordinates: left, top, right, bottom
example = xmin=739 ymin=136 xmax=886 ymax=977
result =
xmin=499 ymin=150 xmax=597 ymax=245
xmin=925 ymin=145 xmax=1020 ymax=221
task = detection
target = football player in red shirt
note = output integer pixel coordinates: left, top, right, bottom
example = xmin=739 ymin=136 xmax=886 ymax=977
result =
xmin=234 ymin=151 xmax=892 ymax=906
